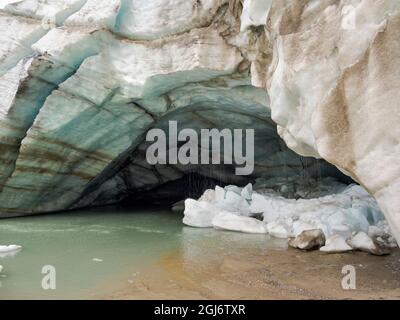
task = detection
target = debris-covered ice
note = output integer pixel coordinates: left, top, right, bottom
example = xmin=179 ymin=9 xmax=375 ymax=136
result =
xmin=182 ymin=177 xmax=398 ymax=254
xmin=348 ymin=232 xmax=391 ymax=256
xmin=289 ymin=229 xmax=326 ymax=251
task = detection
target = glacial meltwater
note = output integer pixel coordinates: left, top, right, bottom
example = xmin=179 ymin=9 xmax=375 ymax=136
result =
xmin=0 ymin=206 xmax=285 ymax=300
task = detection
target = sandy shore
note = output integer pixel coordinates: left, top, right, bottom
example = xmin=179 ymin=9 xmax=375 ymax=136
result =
xmin=103 ymin=243 xmax=400 ymax=300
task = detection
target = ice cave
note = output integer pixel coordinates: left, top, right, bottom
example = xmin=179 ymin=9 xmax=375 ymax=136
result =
xmin=0 ymin=0 xmax=399 ymax=300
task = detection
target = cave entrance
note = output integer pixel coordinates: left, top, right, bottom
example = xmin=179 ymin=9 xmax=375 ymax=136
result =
xmin=115 ymin=105 xmax=353 ymax=208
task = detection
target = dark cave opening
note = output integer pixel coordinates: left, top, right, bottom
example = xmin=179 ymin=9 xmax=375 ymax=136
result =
xmin=121 ymin=163 xmax=354 ymax=208
xmin=77 ymin=104 xmax=356 ymax=210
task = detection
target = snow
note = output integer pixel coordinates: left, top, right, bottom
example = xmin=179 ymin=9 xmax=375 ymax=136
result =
xmin=183 ymin=177 xmax=398 ymax=253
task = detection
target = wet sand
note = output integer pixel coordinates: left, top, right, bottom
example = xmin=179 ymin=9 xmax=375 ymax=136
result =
xmin=103 ymin=241 xmax=400 ymax=300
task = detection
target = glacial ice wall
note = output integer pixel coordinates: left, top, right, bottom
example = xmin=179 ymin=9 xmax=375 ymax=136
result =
xmin=241 ymin=0 xmax=400 ymax=245
xmin=0 ymin=1 xmax=398 ymax=244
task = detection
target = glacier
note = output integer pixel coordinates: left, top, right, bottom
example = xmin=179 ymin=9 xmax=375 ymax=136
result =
xmin=0 ymin=0 xmax=399 ymax=247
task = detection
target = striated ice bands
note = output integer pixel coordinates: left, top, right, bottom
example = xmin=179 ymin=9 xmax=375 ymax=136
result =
xmin=0 ymin=1 xmax=398 ymax=246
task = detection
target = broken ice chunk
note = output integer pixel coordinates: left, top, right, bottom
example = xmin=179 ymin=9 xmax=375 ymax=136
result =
xmin=250 ymin=192 xmax=268 ymax=213
xmin=183 ymin=199 xmax=219 ymax=228
xmin=182 ymin=177 xmax=397 ymax=256
xmin=266 ymin=220 xmax=293 ymax=239
xmin=292 ymin=221 xmax=315 ymax=237
xmin=320 ymin=235 xmax=353 ymax=253
xmin=224 ymin=185 xmax=242 ymax=195
xmin=0 ymin=245 xmax=22 ymax=258
xmin=326 ymin=209 xmax=370 ymax=234
xmin=215 ymin=186 xmax=226 ymax=202
xmin=199 ymin=189 xmax=216 ymax=203
xmin=368 ymin=225 xmax=386 ymax=238
xmin=348 ymin=232 xmax=390 ymax=256
xmin=250 ymin=193 xmax=280 ymax=223
xmin=330 ymin=224 xmax=352 ymax=239
xmin=212 ymin=212 xmax=267 ymax=234
xmin=241 ymin=183 xmax=253 ymax=201
xmin=218 ymin=191 xmax=251 ymax=216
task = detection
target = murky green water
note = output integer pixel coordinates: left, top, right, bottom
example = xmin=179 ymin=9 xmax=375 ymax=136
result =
xmin=0 ymin=206 xmax=285 ymax=300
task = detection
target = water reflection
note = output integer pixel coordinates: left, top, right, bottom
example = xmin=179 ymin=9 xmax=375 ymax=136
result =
xmin=180 ymin=226 xmax=288 ymax=272
xmin=0 ymin=207 xmax=287 ymax=299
